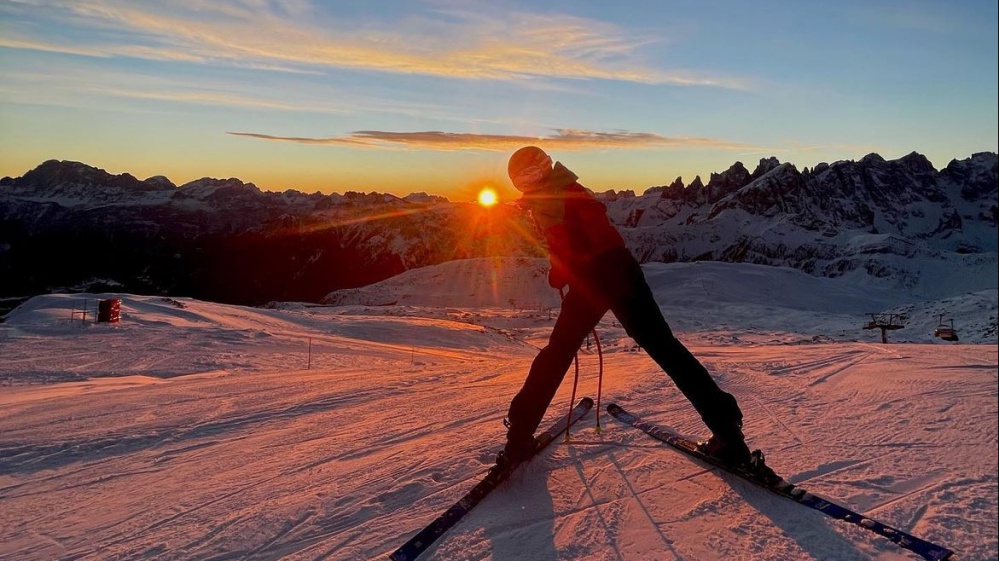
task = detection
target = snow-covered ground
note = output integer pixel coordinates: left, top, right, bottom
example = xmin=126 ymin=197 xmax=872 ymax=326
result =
xmin=1 ymin=259 xmax=996 ymax=561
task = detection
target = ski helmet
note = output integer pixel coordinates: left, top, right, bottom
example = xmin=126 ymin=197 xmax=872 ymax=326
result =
xmin=508 ymin=146 xmax=552 ymax=192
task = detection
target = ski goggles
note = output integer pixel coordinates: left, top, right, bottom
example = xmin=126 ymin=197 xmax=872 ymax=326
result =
xmin=511 ymin=155 xmax=552 ymax=191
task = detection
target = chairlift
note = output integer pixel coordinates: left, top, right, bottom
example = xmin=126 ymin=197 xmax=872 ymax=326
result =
xmin=933 ymin=315 xmax=959 ymax=342
xmin=863 ymin=312 xmax=905 ymax=343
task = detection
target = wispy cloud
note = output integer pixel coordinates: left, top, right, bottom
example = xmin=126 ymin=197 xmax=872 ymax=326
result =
xmin=0 ymin=59 xmax=453 ymax=119
xmin=0 ymin=0 xmax=750 ymax=88
xmin=227 ymin=129 xmax=761 ymax=151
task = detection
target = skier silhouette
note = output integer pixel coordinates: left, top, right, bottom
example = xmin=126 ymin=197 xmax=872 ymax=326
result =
xmin=499 ymin=146 xmax=752 ymax=467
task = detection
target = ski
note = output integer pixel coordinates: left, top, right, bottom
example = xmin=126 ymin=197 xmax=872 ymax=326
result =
xmin=606 ymin=403 xmax=955 ymax=561
xmin=387 ymin=397 xmax=595 ymax=561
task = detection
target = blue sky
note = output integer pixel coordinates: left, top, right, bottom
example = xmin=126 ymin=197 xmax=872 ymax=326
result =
xmin=1 ymin=0 xmax=996 ymax=201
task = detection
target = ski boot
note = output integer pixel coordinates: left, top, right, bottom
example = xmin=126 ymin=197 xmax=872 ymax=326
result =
xmin=698 ymin=426 xmax=752 ymax=467
xmin=495 ymin=418 xmax=536 ymax=469
xmin=747 ymin=449 xmax=783 ymax=487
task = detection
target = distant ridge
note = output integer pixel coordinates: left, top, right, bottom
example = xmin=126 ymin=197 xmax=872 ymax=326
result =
xmin=1 ymin=152 xmax=995 ymax=305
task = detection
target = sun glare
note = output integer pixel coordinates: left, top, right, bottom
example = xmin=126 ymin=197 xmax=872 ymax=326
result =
xmin=477 ymin=187 xmax=498 ymax=207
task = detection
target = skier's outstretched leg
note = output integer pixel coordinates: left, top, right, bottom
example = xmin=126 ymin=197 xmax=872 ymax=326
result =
xmin=502 ymin=289 xmax=605 ymax=464
xmin=606 ymin=252 xmax=750 ymax=465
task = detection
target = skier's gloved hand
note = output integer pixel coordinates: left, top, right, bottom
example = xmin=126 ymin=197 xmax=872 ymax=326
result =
xmin=548 ymin=265 xmax=568 ymax=290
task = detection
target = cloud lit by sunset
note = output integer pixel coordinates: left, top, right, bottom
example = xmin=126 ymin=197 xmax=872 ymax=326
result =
xmin=226 ymin=129 xmax=761 ymax=152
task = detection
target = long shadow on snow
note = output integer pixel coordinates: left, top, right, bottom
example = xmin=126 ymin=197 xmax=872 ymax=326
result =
xmin=0 ymin=391 xmax=371 ymax=477
xmin=482 ymin=458 xmax=558 ymax=561
xmin=721 ymin=470 xmax=873 ymax=560
xmin=587 ymin=441 xmax=866 ymax=560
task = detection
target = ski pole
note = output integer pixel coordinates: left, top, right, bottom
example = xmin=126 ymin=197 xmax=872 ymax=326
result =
xmin=557 ymin=286 xmax=582 ymax=444
xmin=592 ymin=328 xmax=604 ymax=434
xmin=565 ymin=352 xmax=581 ymax=443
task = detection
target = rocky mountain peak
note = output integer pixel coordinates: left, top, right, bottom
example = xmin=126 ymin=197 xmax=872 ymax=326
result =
xmin=752 ymin=157 xmax=782 ymax=178
xmin=860 ymin=153 xmax=886 ymax=165
xmin=3 ymin=159 xmax=173 ymax=194
xmin=707 ymin=161 xmax=752 ymax=195
xmin=942 ymin=152 xmax=999 ymax=201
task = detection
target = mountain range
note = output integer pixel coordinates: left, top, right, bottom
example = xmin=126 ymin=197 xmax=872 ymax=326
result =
xmin=1 ymin=152 xmax=996 ymax=308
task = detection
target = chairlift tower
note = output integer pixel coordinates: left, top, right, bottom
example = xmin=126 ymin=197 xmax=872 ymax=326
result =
xmin=863 ymin=312 xmax=905 ymax=343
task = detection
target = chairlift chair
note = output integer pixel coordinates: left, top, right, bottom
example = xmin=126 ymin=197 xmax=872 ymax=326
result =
xmin=934 ymin=316 xmax=959 ymax=342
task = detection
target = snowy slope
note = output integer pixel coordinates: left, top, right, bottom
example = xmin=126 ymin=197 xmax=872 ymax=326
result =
xmin=1 ymin=260 xmax=997 ymax=561
xmin=324 ymin=257 xmax=998 ymax=345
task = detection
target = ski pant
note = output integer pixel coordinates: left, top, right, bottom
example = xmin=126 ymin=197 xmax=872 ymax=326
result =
xmin=506 ymin=247 xmax=743 ymax=443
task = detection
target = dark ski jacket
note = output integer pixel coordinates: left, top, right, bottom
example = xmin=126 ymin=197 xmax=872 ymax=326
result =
xmin=518 ymin=162 xmax=626 ymax=288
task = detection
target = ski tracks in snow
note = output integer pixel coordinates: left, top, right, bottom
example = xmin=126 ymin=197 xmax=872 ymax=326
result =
xmin=1 ymin=296 xmax=995 ymax=561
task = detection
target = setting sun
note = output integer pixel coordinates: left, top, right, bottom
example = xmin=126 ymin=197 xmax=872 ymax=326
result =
xmin=477 ymin=187 xmax=498 ymax=207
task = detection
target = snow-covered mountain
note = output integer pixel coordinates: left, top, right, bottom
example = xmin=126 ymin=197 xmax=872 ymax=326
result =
xmin=603 ymin=152 xmax=997 ymax=298
xmin=0 ymin=160 xmax=540 ymax=305
xmin=1 ymin=152 xmax=995 ymax=306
